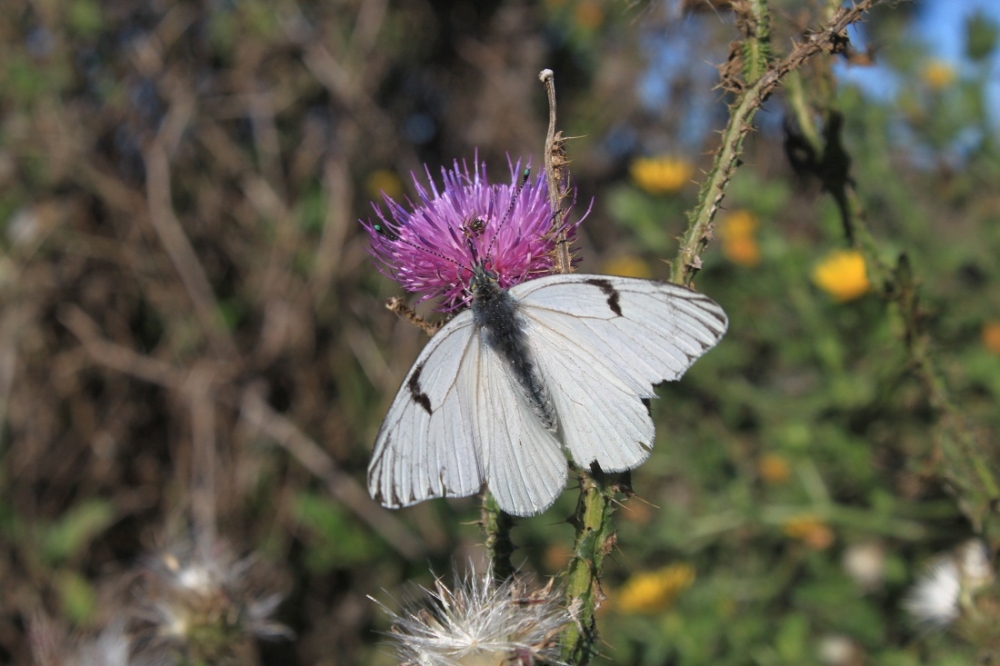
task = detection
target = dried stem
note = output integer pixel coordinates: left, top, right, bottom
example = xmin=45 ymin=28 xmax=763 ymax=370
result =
xmin=539 ymin=69 xmax=573 ymax=275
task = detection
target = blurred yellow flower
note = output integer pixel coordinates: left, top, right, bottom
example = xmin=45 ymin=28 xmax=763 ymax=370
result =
xmin=364 ymin=169 xmax=404 ymax=201
xmin=574 ymin=0 xmax=604 ymax=29
xmin=812 ymin=249 xmax=871 ymax=302
xmin=982 ymin=321 xmax=1000 ymax=355
xmin=723 ymin=236 xmax=761 ymax=267
xmin=602 ymin=254 xmax=652 ymax=279
xmin=758 ymin=453 xmax=791 ymax=485
xmin=719 ymin=209 xmax=758 ymax=240
xmin=615 ymin=563 xmax=695 ymax=614
xmin=783 ymin=515 xmax=835 ymax=550
xmin=630 ymin=156 xmax=695 ymax=195
xmin=922 ymin=60 xmax=957 ymax=91
xmin=719 ymin=209 xmax=761 ymax=267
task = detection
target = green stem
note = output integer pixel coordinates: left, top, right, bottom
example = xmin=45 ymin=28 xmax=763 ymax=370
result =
xmin=742 ymin=0 xmax=772 ymax=84
xmin=559 ymin=471 xmax=618 ymax=665
xmin=481 ymin=492 xmax=515 ymax=584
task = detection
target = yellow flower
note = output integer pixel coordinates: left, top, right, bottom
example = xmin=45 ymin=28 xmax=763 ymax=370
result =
xmin=364 ymin=169 xmax=404 ymax=201
xmin=812 ymin=249 xmax=871 ymax=302
xmin=982 ymin=321 xmax=1000 ymax=355
xmin=723 ymin=236 xmax=761 ymax=267
xmin=630 ymin=156 xmax=695 ymax=195
xmin=783 ymin=515 xmax=835 ymax=550
xmin=922 ymin=60 xmax=956 ymax=91
xmin=758 ymin=453 xmax=790 ymax=485
xmin=719 ymin=209 xmax=761 ymax=267
xmin=719 ymin=209 xmax=758 ymax=240
xmin=615 ymin=563 xmax=695 ymax=614
xmin=601 ymin=255 xmax=652 ymax=279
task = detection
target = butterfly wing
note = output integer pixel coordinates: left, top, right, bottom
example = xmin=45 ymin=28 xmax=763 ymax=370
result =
xmin=512 ymin=274 xmax=728 ymax=473
xmin=368 ymin=309 xmax=568 ymax=516
xmin=368 ymin=312 xmax=485 ymax=508
xmin=474 ymin=333 xmax=568 ymax=516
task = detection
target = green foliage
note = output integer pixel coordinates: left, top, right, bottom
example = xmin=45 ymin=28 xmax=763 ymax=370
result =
xmin=293 ymin=492 xmax=386 ymax=572
xmin=40 ymin=500 xmax=115 ymax=566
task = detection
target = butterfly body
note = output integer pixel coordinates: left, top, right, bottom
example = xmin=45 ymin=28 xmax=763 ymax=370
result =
xmin=369 ymin=272 xmax=727 ymax=517
xmin=470 ymin=265 xmax=557 ymax=432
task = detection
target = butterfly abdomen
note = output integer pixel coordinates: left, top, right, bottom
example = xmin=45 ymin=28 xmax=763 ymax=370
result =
xmin=472 ymin=275 xmax=558 ymax=433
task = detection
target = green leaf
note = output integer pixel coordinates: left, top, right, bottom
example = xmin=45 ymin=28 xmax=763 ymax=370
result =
xmin=56 ymin=569 xmax=97 ymax=623
xmin=41 ymin=499 xmax=115 ymax=566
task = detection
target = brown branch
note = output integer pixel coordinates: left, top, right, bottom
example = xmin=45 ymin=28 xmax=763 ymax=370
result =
xmin=60 ymin=305 xmax=427 ymax=559
xmin=143 ymin=138 xmax=240 ymax=360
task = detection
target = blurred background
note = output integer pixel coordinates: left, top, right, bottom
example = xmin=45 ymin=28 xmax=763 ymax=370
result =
xmin=2 ymin=0 xmax=1000 ymax=664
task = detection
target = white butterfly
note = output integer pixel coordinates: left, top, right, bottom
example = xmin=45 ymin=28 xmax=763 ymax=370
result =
xmin=368 ymin=264 xmax=727 ymax=517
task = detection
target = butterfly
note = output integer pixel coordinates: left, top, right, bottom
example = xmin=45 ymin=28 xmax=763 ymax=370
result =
xmin=368 ymin=262 xmax=728 ymax=517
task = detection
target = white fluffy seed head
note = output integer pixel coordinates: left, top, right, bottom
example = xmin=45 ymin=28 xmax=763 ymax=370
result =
xmin=373 ymin=563 xmax=572 ymax=666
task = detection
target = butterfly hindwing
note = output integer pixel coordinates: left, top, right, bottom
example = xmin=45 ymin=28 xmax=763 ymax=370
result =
xmin=474 ymin=335 xmax=567 ymax=516
xmin=513 ymin=274 xmax=728 ymax=473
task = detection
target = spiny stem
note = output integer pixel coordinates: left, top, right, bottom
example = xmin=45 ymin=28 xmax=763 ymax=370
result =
xmin=671 ymin=0 xmax=885 ymax=287
xmin=740 ymin=0 xmax=772 ymax=84
xmin=559 ymin=471 xmax=618 ymax=665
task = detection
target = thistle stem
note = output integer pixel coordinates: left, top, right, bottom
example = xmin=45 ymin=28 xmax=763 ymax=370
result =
xmin=482 ymin=492 xmax=515 ymax=584
xmin=559 ymin=471 xmax=618 ymax=665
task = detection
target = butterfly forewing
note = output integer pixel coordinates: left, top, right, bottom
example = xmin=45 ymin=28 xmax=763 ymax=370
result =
xmin=513 ymin=275 xmax=727 ymax=473
xmin=368 ymin=311 xmax=484 ymax=508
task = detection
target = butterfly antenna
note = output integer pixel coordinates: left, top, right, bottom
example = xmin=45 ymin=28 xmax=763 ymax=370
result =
xmin=484 ymin=167 xmax=530 ymax=263
xmin=372 ymin=223 xmax=467 ymax=272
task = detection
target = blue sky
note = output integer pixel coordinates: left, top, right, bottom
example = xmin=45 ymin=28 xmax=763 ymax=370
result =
xmin=836 ymin=0 xmax=1000 ymax=122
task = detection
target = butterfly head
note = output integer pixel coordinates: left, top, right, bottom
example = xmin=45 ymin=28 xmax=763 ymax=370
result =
xmin=469 ymin=262 xmax=502 ymax=301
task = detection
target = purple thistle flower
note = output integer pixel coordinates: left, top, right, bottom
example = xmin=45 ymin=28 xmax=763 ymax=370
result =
xmin=362 ymin=156 xmax=578 ymax=312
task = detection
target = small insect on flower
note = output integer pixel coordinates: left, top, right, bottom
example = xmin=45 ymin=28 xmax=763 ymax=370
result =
xmin=372 ymin=564 xmax=571 ymax=666
xmin=363 ymin=156 xmax=727 ymax=516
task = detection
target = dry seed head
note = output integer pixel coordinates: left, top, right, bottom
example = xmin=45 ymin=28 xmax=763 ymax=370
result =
xmin=374 ymin=564 xmax=571 ymax=666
